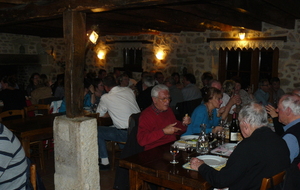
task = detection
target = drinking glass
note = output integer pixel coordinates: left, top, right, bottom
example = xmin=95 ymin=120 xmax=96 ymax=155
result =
xmin=170 ymin=144 xmax=179 ymax=164
xmin=185 ymin=144 xmax=193 ymax=161
xmin=216 ymin=131 xmax=223 ymax=146
xmin=208 ymin=132 xmax=215 ymax=142
xmin=208 ymin=132 xmax=215 ymax=149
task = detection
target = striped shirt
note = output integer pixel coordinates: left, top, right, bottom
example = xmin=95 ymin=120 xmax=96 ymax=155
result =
xmin=0 ymin=123 xmax=28 ymax=189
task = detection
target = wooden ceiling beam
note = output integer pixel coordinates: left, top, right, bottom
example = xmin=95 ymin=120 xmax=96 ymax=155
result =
xmin=0 ymin=0 xmax=199 ymax=24
xmin=0 ymin=0 xmax=40 ymax=3
xmin=263 ymin=0 xmax=300 ymax=18
xmin=119 ymin=7 xmax=232 ymax=31
xmin=208 ymin=0 xmax=296 ymax=29
xmin=166 ymin=3 xmax=262 ymax=31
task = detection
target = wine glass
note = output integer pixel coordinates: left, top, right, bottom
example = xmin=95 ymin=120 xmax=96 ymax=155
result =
xmin=185 ymin=144 xmax=193 ymax=161
xmin=170 ymin=144 xmax=179 ymax=164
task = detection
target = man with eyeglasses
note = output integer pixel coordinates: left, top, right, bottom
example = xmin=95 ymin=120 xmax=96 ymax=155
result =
xmin=137 ymin=84 xmax=190 ymax=150
xmin=254 ymin=78 xmax=271 ymax=106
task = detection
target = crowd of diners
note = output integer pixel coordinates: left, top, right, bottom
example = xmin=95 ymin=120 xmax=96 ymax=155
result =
xmin=0 ymin=69 xmax=299 ymax=189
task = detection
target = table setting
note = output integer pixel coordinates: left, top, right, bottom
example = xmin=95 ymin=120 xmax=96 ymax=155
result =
xmin=172 ymin=129 xmax=238 ymax=173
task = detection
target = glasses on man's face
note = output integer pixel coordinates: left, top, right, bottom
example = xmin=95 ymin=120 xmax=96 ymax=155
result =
xmin=157 ymin=97 xmax=171 ymax=102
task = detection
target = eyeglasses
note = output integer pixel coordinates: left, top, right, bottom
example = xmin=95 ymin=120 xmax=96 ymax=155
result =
xmin=156 ymin=97 xmax=171 ymax=102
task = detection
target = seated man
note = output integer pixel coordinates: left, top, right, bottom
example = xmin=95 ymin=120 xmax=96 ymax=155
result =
xmin=181 ymin=73 xmax=202 ymax=101
xmin=0 ymin=123 xmax=28 ymax=189
xmin=277 ymin=93 xmax=300 ymax=189
xmin=191 ymin=102 xmax=290 ymax=190
xmin=164 ymin=76 xmax=184 ymax=113
xmin=254 ymin=78 xmax=271 ymax=106
xmin=270 ymin=77 xmax=285 ymax=108
xmin=137 ymin=84 xmax=190 ymax=151
xmin=96 ymin=75 xmax=140 ymax=170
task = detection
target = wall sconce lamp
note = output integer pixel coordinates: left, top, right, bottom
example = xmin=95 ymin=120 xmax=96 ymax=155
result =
xmin=88 ymin=31 xmax=99 ymax=44
xmin=155 ymin=51 xmax=165 ymax=60
xmin=239 ymin=32 xmax=245 ymax=40
xmin=97 ymin=50 xmax=105 ymax=60
xmin=239 ymin=29 xmax=246 ymax=40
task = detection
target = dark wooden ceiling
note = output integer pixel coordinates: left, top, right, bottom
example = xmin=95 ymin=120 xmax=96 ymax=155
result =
xmin=0 ymin=0 xmax=299 ymax=38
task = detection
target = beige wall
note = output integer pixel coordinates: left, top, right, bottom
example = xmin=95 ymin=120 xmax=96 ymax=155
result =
xmin=0 ymin=20 xmax=300 ymax=92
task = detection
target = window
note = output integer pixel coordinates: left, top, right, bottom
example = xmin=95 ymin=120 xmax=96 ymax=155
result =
xmin=218 ymin=47 xmax=279 ymax=91
xmin=123 ymin=48 xmax=143 ymax=72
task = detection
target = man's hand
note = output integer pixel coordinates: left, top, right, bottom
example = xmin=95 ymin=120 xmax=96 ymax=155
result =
xmin=190 ymin=157 xmax=204 ymax=170
xmin=265 ymin=104 xmax=278 ymax=118
xmin=163 ymin=123 xmax=181 ymax=134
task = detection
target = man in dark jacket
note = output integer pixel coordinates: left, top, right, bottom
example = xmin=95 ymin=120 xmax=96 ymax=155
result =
xmin=191 ymin=102 xmax=290 ymax=190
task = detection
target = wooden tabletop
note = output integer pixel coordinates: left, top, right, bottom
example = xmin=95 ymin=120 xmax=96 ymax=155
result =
xmin=119 ymin=142 xmax=212 ymax=190
xmin=2 ymin=113 xmax=63 ymax=157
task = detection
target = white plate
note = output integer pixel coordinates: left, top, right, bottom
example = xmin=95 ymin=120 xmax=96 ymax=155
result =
xmin=197 ymin=155 xmax=227 ymax=167
xmin=180 ymin=135 xmax=198 ymax=140
xmin=223 ymin=143 xmax=237 ymax=151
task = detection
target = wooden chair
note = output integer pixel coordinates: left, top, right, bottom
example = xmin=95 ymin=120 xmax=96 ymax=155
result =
xmin=175 ymin=98 xmax=202 ymax=120
xmin=30 ymin=163 xmax=37 ymax=190
xmin=0 ymin=109 xmax=24 ymax=121
xmin=24 ymin=104 xmax=50 ymax=171
xmin=111 ymin=113 xmax=140 ymax=170
xmin=24 ymin=104 xmax=50 ymax=117
xmin=260 ymin=171 xmax=286 ymax=190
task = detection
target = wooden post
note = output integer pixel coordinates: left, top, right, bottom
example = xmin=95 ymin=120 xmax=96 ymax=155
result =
xmin=63 ymin=10 xmax=86 ymax=118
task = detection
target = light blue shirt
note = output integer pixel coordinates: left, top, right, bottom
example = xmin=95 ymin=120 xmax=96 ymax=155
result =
xmin=283 ymin=118 xmax=300 ymax=163
xmin=254 ymin=88 xmax=269 ymax=106
xmin=182 ymin=104 xmax=220 ymax=136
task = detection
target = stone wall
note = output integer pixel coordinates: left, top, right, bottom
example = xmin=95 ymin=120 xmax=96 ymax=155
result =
xmin=1 ymin=20 xmax=300 ymax=92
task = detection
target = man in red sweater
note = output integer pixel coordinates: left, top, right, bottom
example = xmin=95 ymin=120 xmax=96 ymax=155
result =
xmin=137 ymin=84 xmax=190 ymax=150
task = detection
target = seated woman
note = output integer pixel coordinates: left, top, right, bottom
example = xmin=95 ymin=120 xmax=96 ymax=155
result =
xmin=182 ymin=87 xmax=224 ymax=135
xmin=0 ymin=75 xmax=26 ymax=112
xmin=222 ymin=79 xmax=240 ymax=114
xmin=30 ymin=74 xmax=53 ymax=104
xmin=93 ymin=78 xmax=105 ymax=106
xmin=59 ymin=79 xmax=96 ymax=113
xmin=26 ymin=72 xmax=40 ymax=97
xmin=232 ymin=76 xmax=254 ymax=106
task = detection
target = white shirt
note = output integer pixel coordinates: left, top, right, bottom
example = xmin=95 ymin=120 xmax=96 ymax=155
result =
xmin=96 ymin=86 xmax=140 ymax=129
xmin=220 ymin=93 xmax=235 ymax=114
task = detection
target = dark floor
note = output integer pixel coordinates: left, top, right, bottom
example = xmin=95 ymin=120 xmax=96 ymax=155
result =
xmin=36 ymin=150 xmax=116 ymax=190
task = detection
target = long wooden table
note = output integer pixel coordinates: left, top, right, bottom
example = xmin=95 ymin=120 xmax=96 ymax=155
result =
xmin=2 ymin=113 xmax=112 ymax=158
xmin=2 ymin=113 xmax=63 ymax=157
xmin=119 ymin=142 xmax=212 ymax=190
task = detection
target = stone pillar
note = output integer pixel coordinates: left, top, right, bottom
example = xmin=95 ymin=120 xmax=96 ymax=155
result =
xmin=54 ymin=115 xmax=100 ymax=190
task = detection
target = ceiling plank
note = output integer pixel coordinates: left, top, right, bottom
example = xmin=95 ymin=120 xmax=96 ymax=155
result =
xmin=263 ymin=0 xmax=300 ymax=18
xmin=0 ymin=0 xmax=201 ymax=24
xmin=166 ymin=3 xmax=262 ymax=31
xmin=118 ymin=7 xmax=232 ymax=31
xmin=0 ymin=0 xmax=40 ymax=3
xmin=208 ymin=0 xmax=296 ymax=29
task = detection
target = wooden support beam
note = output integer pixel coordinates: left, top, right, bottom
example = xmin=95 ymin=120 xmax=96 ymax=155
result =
xmin=63 ymin=10 xmax=86 ymax=118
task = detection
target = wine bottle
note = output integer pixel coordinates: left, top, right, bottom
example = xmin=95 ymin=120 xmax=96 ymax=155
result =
xmin=229 ymin=112 xmax=238 ymax=143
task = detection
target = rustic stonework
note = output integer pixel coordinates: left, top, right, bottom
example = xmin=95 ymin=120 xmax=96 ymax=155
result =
xmin=1 ymin=21 xmax=300 ymax=92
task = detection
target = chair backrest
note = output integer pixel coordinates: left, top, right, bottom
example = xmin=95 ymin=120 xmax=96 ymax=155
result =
xmin=0 ymin=109 xmax=25 ymax=121
xmin=30 ymin=164 xmax=37 ymax=190
xmin=128 ymin=112 xmax=141 ymax=136
xmin=260 ymin=170 xmax=286 ymax=190
xmin=175 ymin=98 xmax=202 ymax=119
xmin=24 ymin=104 xmax=50 ymax=117
xmin=38 ymin=96 xmax=61 ymax=105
